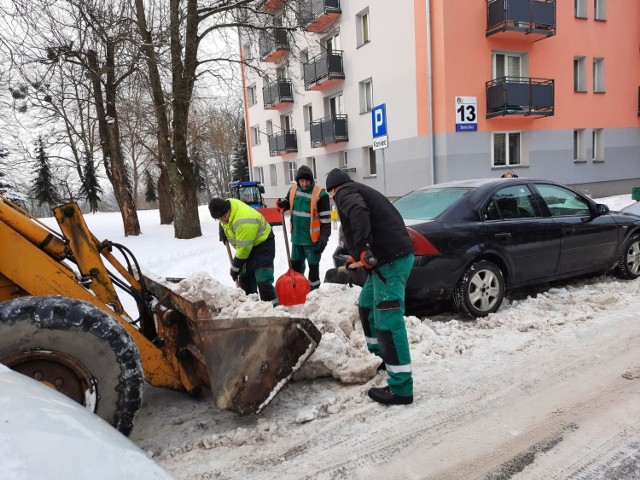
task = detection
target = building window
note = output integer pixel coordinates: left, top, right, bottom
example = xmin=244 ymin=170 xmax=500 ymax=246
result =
xmin=300 ymin=49 xmax=308 ymax=77
xmin=242 ymin=43 xmax=252 ymax=60
xmin=288 ymin=161 xmax=297 ymax=182
xmin=367 ymin=147 xmax=377 ymax=175
xmin=593 ymin=57 xmax=605 ymax=93
xmin=574 ymin=56 xmax=587 ymax=92
xmin=309 ymin=157 xmax=317 ymax=178
xmin=250 ymin=125 xmax=261 ymax=146
xmin=360 ymin=78 xmax=373 ymax=113
xmin=594 ymin=0 xmax=606 ymax=20
xmin=575 ymin=0 xmax=587 ymax=18
xmin=592 ymin=129 xmax=604 ymax=161
xmin=303 ymin=104 xmax=313 ymax=131
xmin=493 ymin=52 xmax=522 ymax=80
xmin=339 ymin=151 xmax=348 ymax=168
xmin=269 ymin=164 xmax=277 ymax=186
xmin=254 ymin=166 xmax=264 ymax=184
xmin=573 ymin=129 xmax=586 ymax=162
xmin=492 ymin=132 xmax=521 ymax=167
xmin=329 ymin=93 xmax=344 ymax=116
xmin=247 ymin=84 xmax=257 ymax=106
xmin=356 ymin=8 xmax=370 ymax=47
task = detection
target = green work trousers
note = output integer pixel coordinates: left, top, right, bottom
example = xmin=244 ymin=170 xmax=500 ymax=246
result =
xmin=358 ymin=253 xmax=414 ymax=397
xmin=238 ymin=266 xmax=278 ymax=306
xmin=290 ymin=244 xmax=322 ymax=290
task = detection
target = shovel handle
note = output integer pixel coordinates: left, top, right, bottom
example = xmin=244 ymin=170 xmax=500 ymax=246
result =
xmin=338 ymin=261 xmax=364 ymax=272
xmin=281 ymin=211 xmax=292 ymax=270
xmin=225 ymin=241 xmax=241 ymax=288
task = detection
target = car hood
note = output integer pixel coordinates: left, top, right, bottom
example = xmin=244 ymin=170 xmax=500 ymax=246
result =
xmin=0 ymin=364 xmax=174 ymax=480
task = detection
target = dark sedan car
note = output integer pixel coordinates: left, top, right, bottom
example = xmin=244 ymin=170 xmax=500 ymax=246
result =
xmin=332 ymin=178 xmax=640 ymax=318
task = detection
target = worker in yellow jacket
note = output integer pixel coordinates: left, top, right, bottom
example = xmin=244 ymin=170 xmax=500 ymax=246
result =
xmin=209 ymin=197 xmax=278 ymax=305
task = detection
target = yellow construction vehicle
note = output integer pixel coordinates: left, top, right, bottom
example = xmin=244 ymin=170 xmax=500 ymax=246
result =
xmin=0 ymin=195 xmax=321 ymax=436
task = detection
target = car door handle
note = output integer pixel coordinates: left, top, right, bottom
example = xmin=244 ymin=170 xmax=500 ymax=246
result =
xmin=562 ymin=227 xmax=575 ymax=235
xmin=495 ymin=232 xmax=512 ymax=240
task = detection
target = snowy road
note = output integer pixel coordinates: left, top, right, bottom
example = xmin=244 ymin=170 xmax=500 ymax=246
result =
xmin=131 ymin=275 xmax=640 ymax=480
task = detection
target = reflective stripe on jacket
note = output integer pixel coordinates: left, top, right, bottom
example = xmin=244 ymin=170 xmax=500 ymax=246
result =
xmin=288 ymin=183 xmax=328 ymax=243
xmin=221 ymin=198 xmax=271 ymax=260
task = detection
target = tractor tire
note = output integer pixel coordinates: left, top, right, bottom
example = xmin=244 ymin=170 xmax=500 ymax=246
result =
xmin=0 ymin=295 xmax=143 ymax=436
xmin=453 ymin=260 xmax=505 ymax=319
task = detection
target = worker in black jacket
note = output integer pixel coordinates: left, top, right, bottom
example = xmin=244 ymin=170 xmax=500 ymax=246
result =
xmin=325 ymin=168 xmax=415 ymax=405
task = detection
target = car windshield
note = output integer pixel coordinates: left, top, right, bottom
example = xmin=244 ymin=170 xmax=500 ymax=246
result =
xmin=393 ymin=187 xmax=472 ymax=220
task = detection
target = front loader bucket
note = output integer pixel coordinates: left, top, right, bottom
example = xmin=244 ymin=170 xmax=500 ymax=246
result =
xmin=141 ymin=275 xmax=322 ymax=415
xmin=198 ymin=316 xmax=321 ymax=414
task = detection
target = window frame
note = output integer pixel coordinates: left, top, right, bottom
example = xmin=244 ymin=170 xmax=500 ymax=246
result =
xmin=592 ymin=128 xmax=604 ymax=162
xmin=356 ymin=8 xmax=371 ymax=47
xmin=269 ymin=164 xmax=277 ymax=186
xmin=250 ymin=125 xmax=261 ymax=146
xmin=574 ymin=56 xmax=587 ymax=93
xmin=367 ymin=147 xmax=377 ymax=176
xmin=594 ymin=0 xmax=606 ymax=20
xmin=254 ymin=166 xmax=265 ymax=184
xmin=359 ymin=78 xmax=373 ymax=113
xmin=492 ymin=132 xmax=522 ymax=167
xmin=575 ymin=0 xmax=588 ymax=18
xmin=593 ymin=57 xmax=605 ymax=93
xmin=288 ymin=161 xmax=297 ymax=182
xmin=303 ymin=104 xmax=313 ymax=131
xmin=573 ymin=129 xmax=586 ymax=162
xmin=247 ymin=84 xmax=257 ymax=106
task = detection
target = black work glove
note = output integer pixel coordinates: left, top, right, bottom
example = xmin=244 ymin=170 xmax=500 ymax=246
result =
xmin=315 ymin=236 xmax=328 ymax=254
xmin=230 ymin=257 xmax=246 ymax=281
xmin=359 ymin=249 xmax=378 ymax=270
xmin=276 ymin=198 xmax=289 ymax=213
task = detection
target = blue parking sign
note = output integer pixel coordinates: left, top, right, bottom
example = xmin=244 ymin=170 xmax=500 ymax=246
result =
xmin=371 ymin=104 xmax=387 ymax=138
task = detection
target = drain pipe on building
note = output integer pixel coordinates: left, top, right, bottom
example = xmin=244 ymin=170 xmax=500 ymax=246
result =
xmin=426 ymin=0 xmax=436 ymax=185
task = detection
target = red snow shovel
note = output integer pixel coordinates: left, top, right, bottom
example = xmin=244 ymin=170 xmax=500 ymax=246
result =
xmin=276 ymin=212 xmax=310 ymax=306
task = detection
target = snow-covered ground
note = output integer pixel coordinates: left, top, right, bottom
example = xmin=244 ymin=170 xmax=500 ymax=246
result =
xmin=45 ymin=194 xmax=640 ymax=478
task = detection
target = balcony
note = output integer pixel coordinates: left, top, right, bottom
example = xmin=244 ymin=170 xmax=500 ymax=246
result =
xmin=256 ymin=0 xmax=284 ymax=14
xmin=486 ymin=0 xmax=555 ymax=39
xmin=268 ymin=130 xmax=298 ymax=156
xmin=262 ymin=79 xmax=293 ymax=109
xmin=310 ymin=115 xmax=348 ymax=147
xmin=259 ymin=28 xmax=289 ymax=62
xmin=303 ymin=51 xmax=345 ymax=91
xmin=300 ymin=0 xmax=341 ymax=33
xmin=486 ymin=77 xmax=554 ymax=118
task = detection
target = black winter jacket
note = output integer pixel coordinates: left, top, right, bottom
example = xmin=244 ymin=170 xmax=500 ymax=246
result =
xmin=333 ymin=182 xmax=413 ymax=266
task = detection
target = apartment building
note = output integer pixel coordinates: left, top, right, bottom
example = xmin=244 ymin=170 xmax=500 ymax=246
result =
xmin=240 ymin=0 xmax=640 ymax=201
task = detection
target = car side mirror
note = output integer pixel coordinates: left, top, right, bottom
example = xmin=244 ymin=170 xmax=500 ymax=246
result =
xmin=595 ymin=203 xmax=609 ymax=215
xmin=259 ymin=185 xmax=265 ymax=194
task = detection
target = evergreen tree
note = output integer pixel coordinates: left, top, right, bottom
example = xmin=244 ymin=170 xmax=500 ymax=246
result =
xmin=79 ymin=152 xmax=102 ymax=213
xmin=232 ymin=120 xmax=250 ymax=182
xmin=32 ymin=136 xmax=60 ymax=206
xmin=144 ymin=169 xmax=158 ymax=203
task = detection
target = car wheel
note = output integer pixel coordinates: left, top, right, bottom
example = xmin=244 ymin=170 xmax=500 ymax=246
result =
xmin=615 ymin=233 xmax=640 ymax=280
xmin=0 ymin=295 xmax=144 ymax=436
xmin=453 ymin=260 xmax=505 ymax=318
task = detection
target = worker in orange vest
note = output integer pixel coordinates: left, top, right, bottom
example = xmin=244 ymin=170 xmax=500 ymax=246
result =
xmin=276 ymin=166 xmax=331 ymax=290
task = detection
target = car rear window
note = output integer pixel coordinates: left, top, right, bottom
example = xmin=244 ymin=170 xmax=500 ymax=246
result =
xmin=393 ymin=188 xmax=472 ymax=220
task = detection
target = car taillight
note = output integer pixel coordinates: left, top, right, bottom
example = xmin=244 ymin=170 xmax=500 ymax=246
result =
xmin=406 ymin=227 xmax=440 ymax=256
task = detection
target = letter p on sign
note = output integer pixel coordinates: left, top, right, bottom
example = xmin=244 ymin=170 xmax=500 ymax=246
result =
xmin=371 ymin=104 xmax=387 ymax=138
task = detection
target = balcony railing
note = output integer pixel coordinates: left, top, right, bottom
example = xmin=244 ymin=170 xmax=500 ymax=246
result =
xmin=263 ymin=80 xmax=293 ymax=109
xmin=259 ymin=28 xmax=289 ymax=62
xmin=310 ymin=115 xmax=348 ymax=147
xmin=300 ymin=0 xmax=341 ymax=33
xmin=486 ymin=0 xmax=556 ymax=38
xmin=486 ymin=77 xmax=554 ymax=118
xmin=303 ymin=50 xmax=345 ymax=90
xmin=256 ymin=0 xmax=284 ymax=14
xmin=268 ymin=130 xmax=298 ymax=156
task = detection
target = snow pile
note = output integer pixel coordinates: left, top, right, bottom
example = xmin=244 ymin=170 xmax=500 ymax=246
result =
xmin=170 ymin=273 xmax=380 ymax=385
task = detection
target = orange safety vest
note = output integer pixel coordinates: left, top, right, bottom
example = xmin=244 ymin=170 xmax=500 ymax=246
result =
xmin=289 ymin=183 xmax=323 ymax=242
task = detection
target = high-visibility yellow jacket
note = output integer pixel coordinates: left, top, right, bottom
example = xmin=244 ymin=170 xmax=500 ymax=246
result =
xmin=221 ymin=198 xmax=271 ymax=260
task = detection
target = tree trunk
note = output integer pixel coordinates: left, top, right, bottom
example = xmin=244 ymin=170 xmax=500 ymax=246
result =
xmin=157 ymin=163 xmax=174 ymax=225
xmin=87 ymin=48 xmax=140 ymax=236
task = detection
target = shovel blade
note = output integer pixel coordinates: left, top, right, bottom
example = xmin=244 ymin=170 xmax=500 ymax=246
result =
xmin=276 ymin=269 xmax=310 ymax=306
xmin=198 ymin=316 xmax=321 ymax=414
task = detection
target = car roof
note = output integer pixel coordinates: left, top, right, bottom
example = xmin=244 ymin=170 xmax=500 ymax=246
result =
xmin=411 ymin=177 xmax=557 ymax=191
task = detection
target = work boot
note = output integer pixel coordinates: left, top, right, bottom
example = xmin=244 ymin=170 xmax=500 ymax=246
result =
xmin=368 ymin=386 xmax=413 ymax=405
